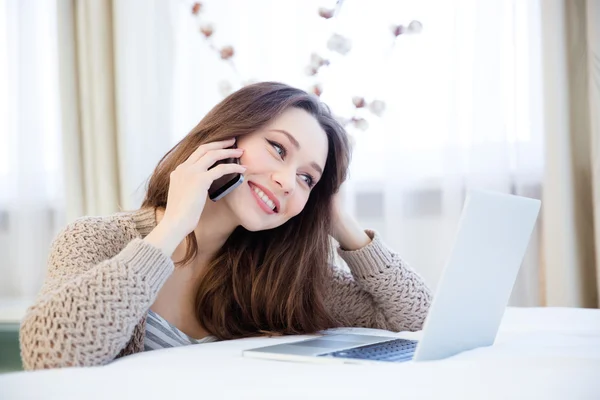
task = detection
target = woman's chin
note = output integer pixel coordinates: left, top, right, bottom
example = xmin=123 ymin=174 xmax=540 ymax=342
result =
xmin=237 ymin=216 xmax=276 ymax=232
xmin=236 ymin=210 xmax=285 ymax=232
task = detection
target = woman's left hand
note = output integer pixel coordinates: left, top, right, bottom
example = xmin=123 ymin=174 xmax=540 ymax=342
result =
xmin=330 ymin=189 xmax=372 ymax=251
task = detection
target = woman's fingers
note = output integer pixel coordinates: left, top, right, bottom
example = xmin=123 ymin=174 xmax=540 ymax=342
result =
xmin=183 ymin=137 xmax=236 ymax=165
xmin=205 ymin=163 xmax=247 ymax=182
xmin=194 ymin=148 xmax=244 ymax=170
xmin=157 ymin=138 xmax=244 ymax=243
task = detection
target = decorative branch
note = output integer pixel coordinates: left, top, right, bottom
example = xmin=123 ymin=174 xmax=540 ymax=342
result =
xmin=188 ymin=1 xmax=422 ymax=132
xmin=308 ymin=1 xmax=423 ymax=131
xmin=189 ymin=1 xmax=246 ymax=96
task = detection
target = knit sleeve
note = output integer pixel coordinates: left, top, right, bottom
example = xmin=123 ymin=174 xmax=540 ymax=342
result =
xmin=19 ymin=216 xmax=174 ymax=370
xmin=323 ymin=230 xmax=433 ymax=332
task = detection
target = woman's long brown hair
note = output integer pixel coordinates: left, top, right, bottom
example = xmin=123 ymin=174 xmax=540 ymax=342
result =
xmin=141 ymin=82 xmax=351 ymax=339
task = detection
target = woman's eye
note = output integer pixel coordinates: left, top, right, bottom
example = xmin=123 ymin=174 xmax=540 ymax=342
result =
xmin=300 ymin=174 xmax=315 ymax=188
xmin=268 ymin=140 xmax=286 ymax=158
xmin=267 ymin=139 xmax=315 ymax=188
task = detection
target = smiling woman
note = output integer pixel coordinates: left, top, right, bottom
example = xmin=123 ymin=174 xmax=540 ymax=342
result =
xmin=18 ymin=82 xmax=432 ymax=370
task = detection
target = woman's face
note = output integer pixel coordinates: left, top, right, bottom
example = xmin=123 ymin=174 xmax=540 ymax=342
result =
xmin=223 ymin=107 xmax=329 ymax=231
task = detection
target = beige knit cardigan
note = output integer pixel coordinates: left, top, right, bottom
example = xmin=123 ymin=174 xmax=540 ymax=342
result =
xmin=19 ymin=208 xmax=432 ymax=370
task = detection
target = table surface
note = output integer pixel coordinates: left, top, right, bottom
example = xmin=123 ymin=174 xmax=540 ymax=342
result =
xmin=1 ymin=307 xmax=600 ymax=400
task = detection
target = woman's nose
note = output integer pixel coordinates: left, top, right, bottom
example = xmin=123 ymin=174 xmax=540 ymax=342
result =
xmin=272 ymin=168 xmax=296 ymax=195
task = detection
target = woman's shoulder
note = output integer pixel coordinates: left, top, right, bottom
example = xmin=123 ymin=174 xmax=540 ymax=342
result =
xmin=38 ymin=208 xmax=157 ymax=293
xmin=50 ymin=208 xmax=156 ymax=257
xmin=60 ymin=209 xmax=146 ymax=236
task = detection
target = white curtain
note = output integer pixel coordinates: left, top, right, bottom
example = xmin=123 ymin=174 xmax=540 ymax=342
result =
xmin=540 ymin=0 xmax=600 ymax=308
xmin=112 ymin=0 xmax=176 ymax=212
xmin=57 ymin=0 xmax=123 ymax=222
xmin=0 ymin=0 xmax=545 ymax=306
xmin=0 ymin=0 xmax=64 ymax=299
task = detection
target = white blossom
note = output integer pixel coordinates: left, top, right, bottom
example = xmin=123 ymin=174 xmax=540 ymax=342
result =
xmin=369 ymin=100 xmax=386 ymax=116
xmin=327 ymin=34 xmax=352 ymax=55
xmin=407 ymin=20 xmax=423 ymax=34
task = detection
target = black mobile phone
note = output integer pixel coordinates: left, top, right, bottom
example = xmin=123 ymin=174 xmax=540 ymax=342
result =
xmin=207 ymin=141 xmax=245 ymax=201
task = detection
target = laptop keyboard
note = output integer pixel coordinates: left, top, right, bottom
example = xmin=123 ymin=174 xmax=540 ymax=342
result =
xmin=318 ymin=338 xmax=418 ymax=362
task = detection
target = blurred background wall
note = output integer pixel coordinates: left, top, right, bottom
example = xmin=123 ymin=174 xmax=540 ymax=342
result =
xmin=0 ymin=0 xmax=598 ymax=313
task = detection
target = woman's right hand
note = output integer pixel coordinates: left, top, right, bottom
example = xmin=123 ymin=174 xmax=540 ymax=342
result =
xmin=144 ymin=138 xmax=246 ymax=256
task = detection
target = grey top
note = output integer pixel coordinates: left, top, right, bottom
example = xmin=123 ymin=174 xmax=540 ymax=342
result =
xmin=144 ymin=309 xmax=218 ymax=351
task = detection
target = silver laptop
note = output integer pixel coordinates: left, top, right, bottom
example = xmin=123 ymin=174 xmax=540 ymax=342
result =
xmin=243 ymin=189 xmax=541 ymax=364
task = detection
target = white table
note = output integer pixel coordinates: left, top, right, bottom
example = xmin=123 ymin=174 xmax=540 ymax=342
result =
xmin=2 ymin=307 xmax=600 ymax=400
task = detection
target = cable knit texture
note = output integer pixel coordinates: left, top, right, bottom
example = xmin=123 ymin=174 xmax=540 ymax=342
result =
xmin=19 ymin=208 xmax=432 ymax=370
